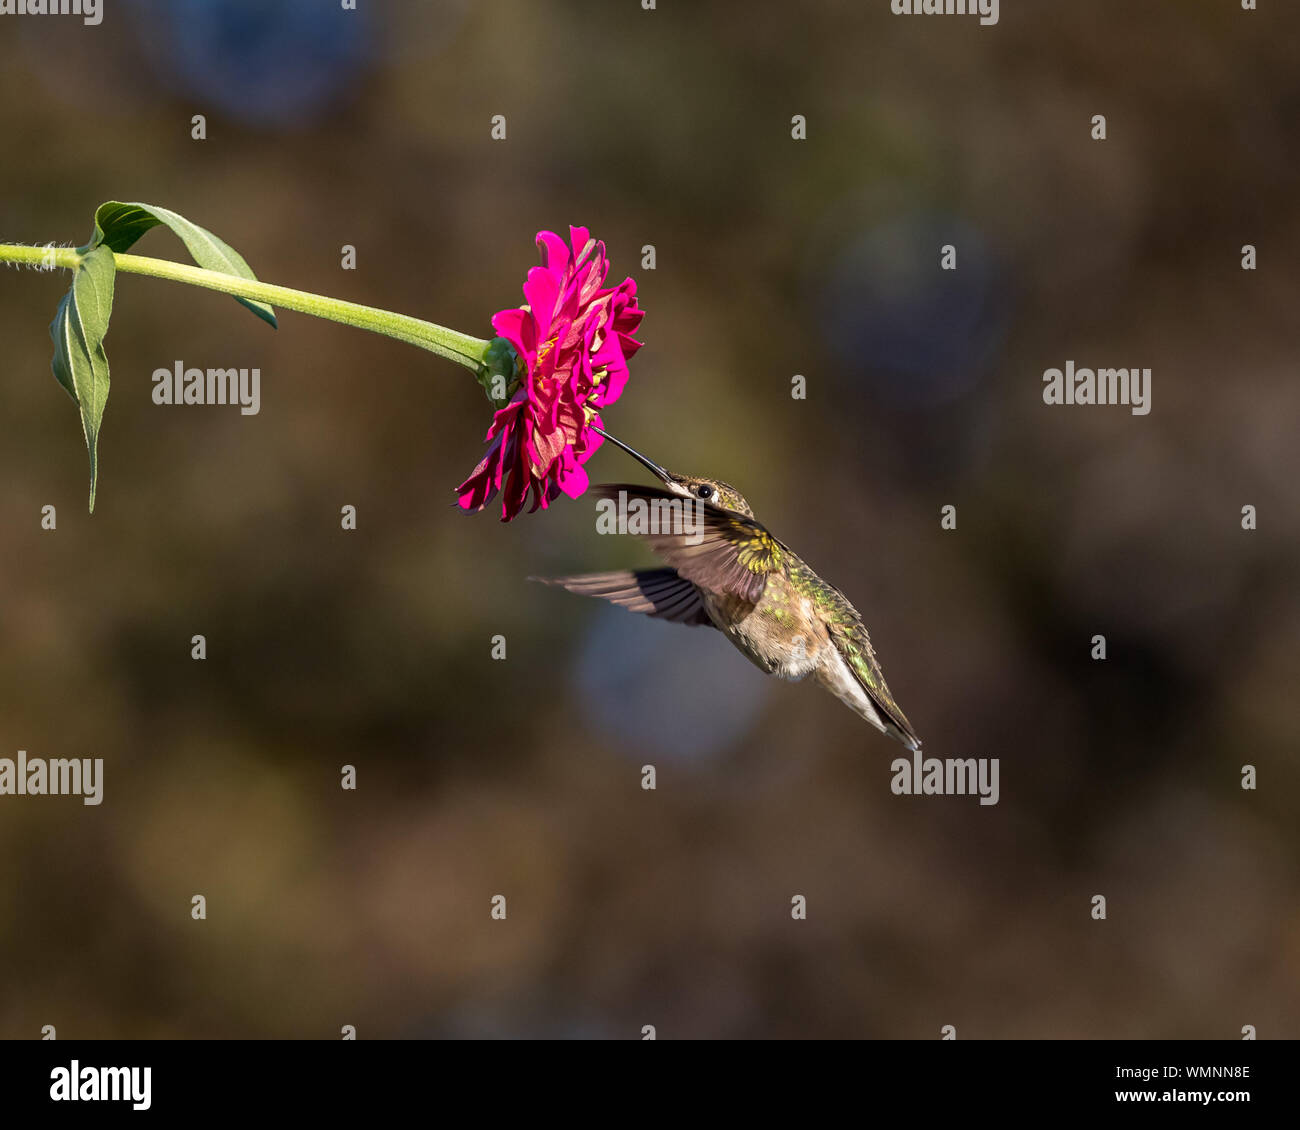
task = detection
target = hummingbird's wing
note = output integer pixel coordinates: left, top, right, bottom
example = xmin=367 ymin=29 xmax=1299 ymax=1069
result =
xmin=529 ymin=568 xmax=715 ymax=626
xmin=592 ymin=484 xmax=784 ymax=604
xmin=817 ymin=580 xmax=922 ymax=749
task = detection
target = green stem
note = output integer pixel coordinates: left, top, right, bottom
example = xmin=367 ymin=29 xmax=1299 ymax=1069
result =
xmin=0 ymin=242 xmax=492 ymax=371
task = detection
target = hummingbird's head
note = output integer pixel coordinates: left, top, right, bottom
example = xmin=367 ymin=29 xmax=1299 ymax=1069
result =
xmin=591 ymin=427 xmax=754 ymax=516
xmin=664 ymin=474 xmax=753 ymax=517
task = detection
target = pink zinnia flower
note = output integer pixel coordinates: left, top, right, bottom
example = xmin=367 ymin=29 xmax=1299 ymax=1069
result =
xmin=456 ymin=226 xmax=643 ymax=521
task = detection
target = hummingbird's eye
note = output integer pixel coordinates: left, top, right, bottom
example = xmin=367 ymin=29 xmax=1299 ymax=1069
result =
xmin=696 ymin=484 xmax=714 ymax=500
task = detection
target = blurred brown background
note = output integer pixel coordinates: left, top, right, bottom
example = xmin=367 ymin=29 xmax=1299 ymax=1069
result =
xmin=0 ymin=0 xmax=1297 ymax=1038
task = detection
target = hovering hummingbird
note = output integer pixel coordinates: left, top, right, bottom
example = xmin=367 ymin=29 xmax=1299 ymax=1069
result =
xmin=533 ymin=429 xmax=922 ymax=750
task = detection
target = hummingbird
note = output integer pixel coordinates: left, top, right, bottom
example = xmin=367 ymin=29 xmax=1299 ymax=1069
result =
xmin=532 ymin=429 xmax=922 ymax=750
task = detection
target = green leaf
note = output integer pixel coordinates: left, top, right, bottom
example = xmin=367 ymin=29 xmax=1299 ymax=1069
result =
xmin=86 ymin=201 xmax=278 ymax=329
xmin=50 ymin=245 xmax=116 ymax=512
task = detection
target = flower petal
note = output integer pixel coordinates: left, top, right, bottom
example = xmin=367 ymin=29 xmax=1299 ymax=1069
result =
xmin=459 ymin=228 xmax=643 ymax=520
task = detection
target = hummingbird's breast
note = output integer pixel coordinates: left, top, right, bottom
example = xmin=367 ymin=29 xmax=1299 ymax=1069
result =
xmin=701 ymin=571 xmax=829 ymax=681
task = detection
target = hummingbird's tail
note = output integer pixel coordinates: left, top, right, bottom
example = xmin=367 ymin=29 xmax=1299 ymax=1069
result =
xmin=813 ymin=655 xmax=922 ymax=751
xmin=884 ymin=721 xmax=922 ymax=752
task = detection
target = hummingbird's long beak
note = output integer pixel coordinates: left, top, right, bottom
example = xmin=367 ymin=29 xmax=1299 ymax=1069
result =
xmin=590 ymin=425 xmax=676 ymax=486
